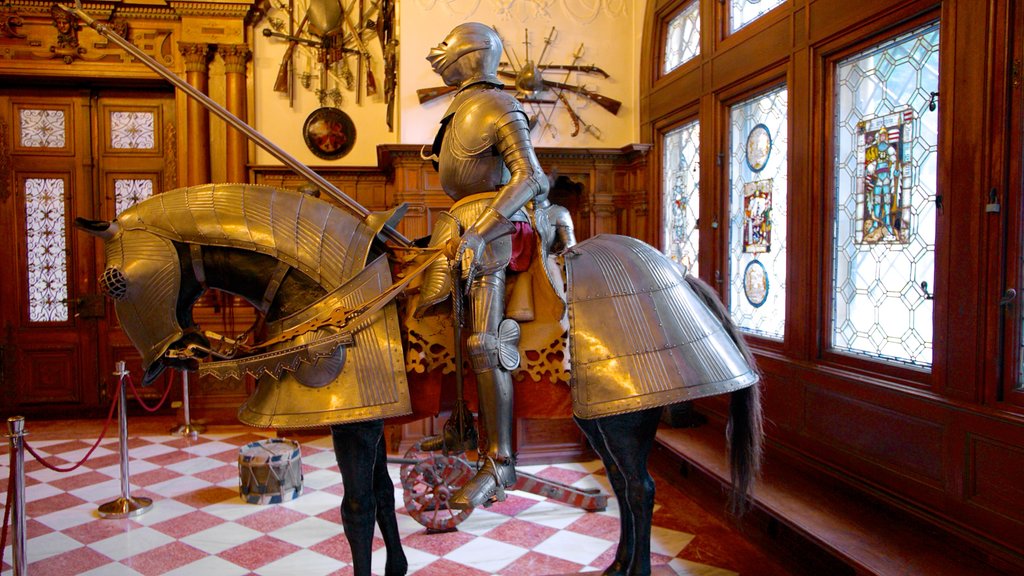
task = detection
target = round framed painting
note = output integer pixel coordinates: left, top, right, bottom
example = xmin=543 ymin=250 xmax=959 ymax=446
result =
xmin=303 ymin=107 xmax=356 ymax=160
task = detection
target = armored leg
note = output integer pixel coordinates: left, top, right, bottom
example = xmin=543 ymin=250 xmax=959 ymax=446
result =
xmin=450 ymin=270 xmax=517 ymax=509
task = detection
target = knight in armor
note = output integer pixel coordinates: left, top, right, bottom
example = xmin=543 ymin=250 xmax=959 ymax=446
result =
xmin=421 ymin=22 xmax=552 ymax=510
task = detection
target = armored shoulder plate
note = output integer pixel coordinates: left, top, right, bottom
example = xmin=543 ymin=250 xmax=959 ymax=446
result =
xmin=446 ymin=87 xmax=525 ymax=159
xmin=565 ymin=235 xmax=758 ymax=419
xmin=115 ymin=184 xmax=379 ymax=290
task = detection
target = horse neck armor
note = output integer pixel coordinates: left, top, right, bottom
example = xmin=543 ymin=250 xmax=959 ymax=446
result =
xmin=115 ymin=183 xmax=377 ymax=292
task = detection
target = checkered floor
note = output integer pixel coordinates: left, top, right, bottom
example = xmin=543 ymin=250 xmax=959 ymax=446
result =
xmin=0 ymin=418 xmax=765 ymax=575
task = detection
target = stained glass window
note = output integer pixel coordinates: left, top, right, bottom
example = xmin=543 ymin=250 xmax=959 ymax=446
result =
xmin=664 ymin=1 xmax=700 ymax=74
xmin=24 ymin=178 xmax=69 ymax=322
xmin=729 ymin=85 xmax=788 ymax=339
xmin=730 ymin=0 xmax=786 ymax=34
xmin=110 ymin=111 xmax=155 ymax=149
xmin=114 ymin=179 xmax=154 ymax=215
xmin=662 ymin=119 xmax=700 ymax=275
xmin=19 ymin=109 xmax=66 ymax=148
xmin=832 ymin=22 xmax=939 ymax=368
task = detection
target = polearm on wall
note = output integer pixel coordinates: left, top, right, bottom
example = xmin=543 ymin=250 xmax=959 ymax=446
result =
xmin=58 ymin=2 xmax=411 ymax=248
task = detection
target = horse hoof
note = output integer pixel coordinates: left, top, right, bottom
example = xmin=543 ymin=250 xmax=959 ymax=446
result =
xmin=601 ymin=561 xmax=626 ymax=576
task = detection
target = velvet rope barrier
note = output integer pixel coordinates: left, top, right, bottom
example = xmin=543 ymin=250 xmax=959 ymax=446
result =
xmin=126 ymin=372 xmax=175 ymax=413
xmin=22 ymin=391 xmax=119 ymax=473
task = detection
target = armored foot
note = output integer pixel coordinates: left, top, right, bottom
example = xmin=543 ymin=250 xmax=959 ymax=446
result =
xmin=449 ymin=457 xmax=516 ymax=510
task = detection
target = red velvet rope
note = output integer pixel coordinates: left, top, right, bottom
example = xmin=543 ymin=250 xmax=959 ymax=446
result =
xmin=1 ymin=448 xmax=15 ymax=570
xmin=23 ymin=388 xmax=119 ymax=473
xmin=125 ymin=373 xmax=175 ymax=413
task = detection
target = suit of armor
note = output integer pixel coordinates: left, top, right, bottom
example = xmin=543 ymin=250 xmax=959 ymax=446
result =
xmin=426 ymin=23 xmax=550 ymax=509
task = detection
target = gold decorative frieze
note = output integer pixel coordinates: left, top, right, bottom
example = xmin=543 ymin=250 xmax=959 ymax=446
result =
xmin=0 ymin=3 xmax=25 ymax=38
xmin=181 ymin=15 xmax=243 ymax=44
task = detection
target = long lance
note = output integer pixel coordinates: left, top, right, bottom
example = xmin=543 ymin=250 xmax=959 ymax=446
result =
xmin=60 ymin=3 xmax=411 ymax=248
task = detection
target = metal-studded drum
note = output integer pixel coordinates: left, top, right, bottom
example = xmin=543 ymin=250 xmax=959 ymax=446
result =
xmin=238 ymin=439 xmax=303 ymax=504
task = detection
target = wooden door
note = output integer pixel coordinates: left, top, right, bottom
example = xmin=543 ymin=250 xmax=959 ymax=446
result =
xmin=0 ymin=87 xmax=176 ymax=418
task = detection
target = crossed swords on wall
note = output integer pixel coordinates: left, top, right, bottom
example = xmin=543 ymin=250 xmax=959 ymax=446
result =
xmin=417 ymin=26 xmax=621 ymax=139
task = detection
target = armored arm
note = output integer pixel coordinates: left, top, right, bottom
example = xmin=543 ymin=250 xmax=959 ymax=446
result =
xmin=456 ymin=100 xmax=549 ymax=282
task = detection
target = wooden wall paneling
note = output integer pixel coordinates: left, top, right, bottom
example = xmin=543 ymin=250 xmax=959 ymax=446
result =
xmin=978 ymin=0 xmax=1017 ymax=408
xmin=1000 ymin=0 xmax=1024 ymax=409
xmin=787 ymin=44 xmax=814 ymax=360
xmin=642 ymin=0 xmax=1024 ymax=566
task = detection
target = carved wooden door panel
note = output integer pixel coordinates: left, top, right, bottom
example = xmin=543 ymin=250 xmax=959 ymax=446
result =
xmin=0 ymin=88 xmax=176 ymax=417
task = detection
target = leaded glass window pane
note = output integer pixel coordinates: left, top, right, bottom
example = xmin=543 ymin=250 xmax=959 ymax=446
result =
xmin=110 ymin=111 xmax=155 ymax=149
xmin=663 ymin=119 xmax=700 ymax=275
xmin=25 ymin=178 xmax=68 ymax=322
xmin=729 ymin=85 xmax=788 ymax=339
xmin=832 ymin=22 xmax=939 ymax=368
xmin=730 ymin=0 xmax=786 ymax=34
xmin=19 ymin=109 xmax=66 ymax=148
xmin=664 ymin=1 xmax=700 ymax=74
xmin=114 ymin=179 xmax=154 ymax=215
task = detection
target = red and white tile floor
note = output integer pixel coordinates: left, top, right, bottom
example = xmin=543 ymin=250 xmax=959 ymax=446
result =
xmin=0 ymin=417 xmax=792 ymax=575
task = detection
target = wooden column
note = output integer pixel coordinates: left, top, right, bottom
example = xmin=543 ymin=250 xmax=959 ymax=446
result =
xmin=178 ymin=42 xmax=212 ymax=186
xmin=218 ymin=44 xmax=250 ymax=184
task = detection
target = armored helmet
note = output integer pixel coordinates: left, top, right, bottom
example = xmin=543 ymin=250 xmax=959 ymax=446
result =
xmin=426 ymin=22 xmax=503 ymax=89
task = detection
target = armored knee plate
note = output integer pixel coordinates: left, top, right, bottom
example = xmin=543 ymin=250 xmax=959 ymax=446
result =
xmin=466 ymin=319 xmax=521 ymax=372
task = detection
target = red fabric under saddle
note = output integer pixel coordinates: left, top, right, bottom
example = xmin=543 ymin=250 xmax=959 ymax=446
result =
xmin=509 ymin=221 xmax=535 ymax=272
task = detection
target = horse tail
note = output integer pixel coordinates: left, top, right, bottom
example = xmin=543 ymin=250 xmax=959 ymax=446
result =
xmin=684 ymin=274 xmax=764 ymax=516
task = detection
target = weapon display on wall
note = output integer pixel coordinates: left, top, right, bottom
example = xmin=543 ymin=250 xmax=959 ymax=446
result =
xmin=58 ymin=2 xmax=410 ymax=246
xmin=417 ymin=27 xmax=617 ymax=139
xmin=261 ymin=0 xmax=395 ymax=130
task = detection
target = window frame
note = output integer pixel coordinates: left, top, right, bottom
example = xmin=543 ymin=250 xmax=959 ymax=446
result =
xmin=657 ymin=109 xmax=704 ymax=275
xmin=714 ymin=69 xmax=790 ymax=353
xmin=996 ymin=0 xmax=1024 ymax=409
xmin=818 ymin=10 xmax=945 ymax=388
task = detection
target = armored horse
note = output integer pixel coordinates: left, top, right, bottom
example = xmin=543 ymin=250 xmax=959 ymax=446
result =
xmin=77 ymin=182 xmax=761 ymax=576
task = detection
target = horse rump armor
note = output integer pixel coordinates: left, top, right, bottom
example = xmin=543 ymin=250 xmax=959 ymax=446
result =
xmin=565 ymin=235 xmax=759 ymax=419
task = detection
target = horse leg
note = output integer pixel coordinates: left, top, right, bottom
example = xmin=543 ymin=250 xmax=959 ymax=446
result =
xmin=372 ymin=429 xmax=408 ymax=576
xmin=578 ymin=408 xmax=662 ymax=576
xmin=330 ymin=420 xmax=397 ymax=576
xmin=575 ymin=415 xmax=633 ymax=576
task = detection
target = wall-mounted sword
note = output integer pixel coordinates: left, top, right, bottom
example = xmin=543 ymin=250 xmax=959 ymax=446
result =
xmin=58 ymin=1 xmax=411 ymax=248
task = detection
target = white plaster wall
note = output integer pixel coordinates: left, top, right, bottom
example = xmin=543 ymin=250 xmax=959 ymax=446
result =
xmin=252 ymin=0 xmax=644 ymax=166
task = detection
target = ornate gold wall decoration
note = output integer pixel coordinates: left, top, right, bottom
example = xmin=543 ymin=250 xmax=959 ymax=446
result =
xmin=0 ymin=3 xmax=25 ymax=38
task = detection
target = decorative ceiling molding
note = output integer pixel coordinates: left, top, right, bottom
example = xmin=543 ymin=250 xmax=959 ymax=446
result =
xmin=493 ymin=0 xmax=554 ymax=22
xmin=560 ymin=0 xmax=627 ymax=25
xmin=415 ymin=0 xmax=481 ymax=18
xmin=2 ymin=1 xmax=259 ymax=21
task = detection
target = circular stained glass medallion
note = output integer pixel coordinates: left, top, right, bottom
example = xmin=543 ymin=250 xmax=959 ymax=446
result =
xmin=745 ymin=123 xmax=772 ymax=172
xmin=743 ymin=259 xmax=769 ymax=308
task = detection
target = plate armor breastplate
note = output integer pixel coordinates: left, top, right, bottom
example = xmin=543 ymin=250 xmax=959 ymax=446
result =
xmin=437 ymin=86 xmax=521 ymax=198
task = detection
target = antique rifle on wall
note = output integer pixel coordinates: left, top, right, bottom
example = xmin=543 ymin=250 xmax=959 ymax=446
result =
xmin=59 ymin=1 xmax=411 ymax=248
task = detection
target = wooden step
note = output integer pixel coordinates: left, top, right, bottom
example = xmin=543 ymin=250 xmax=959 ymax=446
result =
xmin=656 ymin=424 xmax=1012 ymax=576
